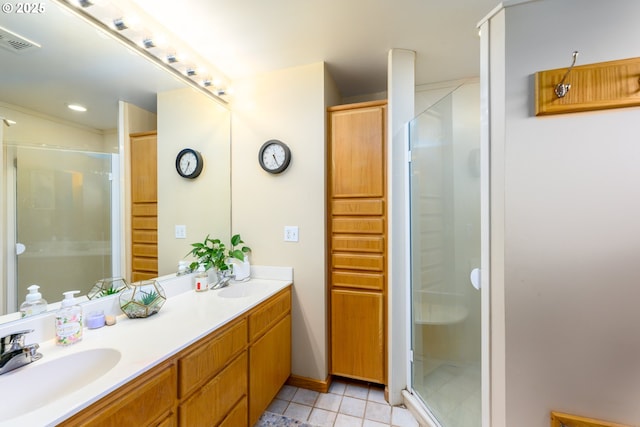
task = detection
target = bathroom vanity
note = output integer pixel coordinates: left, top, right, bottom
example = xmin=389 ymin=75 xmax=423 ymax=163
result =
xmin=0 ymin=269 xmax=292 ymax=427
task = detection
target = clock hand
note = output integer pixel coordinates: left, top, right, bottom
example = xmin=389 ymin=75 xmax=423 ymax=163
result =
xmin=272 ymin=154 xmax=279 ymax=165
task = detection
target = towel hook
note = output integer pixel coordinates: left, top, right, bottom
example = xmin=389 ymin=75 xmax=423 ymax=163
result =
xmin=554 ymin=51 xmax=579 ymax=98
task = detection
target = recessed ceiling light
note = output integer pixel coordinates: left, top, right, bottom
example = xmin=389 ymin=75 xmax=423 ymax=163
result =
xmin=67 ymin=104 xmax=87 ymax=112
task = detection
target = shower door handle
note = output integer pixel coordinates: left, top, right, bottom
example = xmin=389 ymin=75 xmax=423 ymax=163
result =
xmin=16 ymin=243 xmax=26 ymax=255
xmin=470 ymin=268 xmax=481 ymax=290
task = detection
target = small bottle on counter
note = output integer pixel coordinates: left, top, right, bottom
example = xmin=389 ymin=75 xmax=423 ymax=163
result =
xmin=55 ymin=290 xmax=83 ymax=346
xmin=194 ymin=264 xmax=208 ymax=292
xmin=19 ymin=284 xmax=48 ymax=317
xmin=177 ymin=260 xmax=190 ymax=276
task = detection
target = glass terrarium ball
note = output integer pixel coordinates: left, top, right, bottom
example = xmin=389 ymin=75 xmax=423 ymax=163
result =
xmin=119 ymin=279 xmax=166 ymax=319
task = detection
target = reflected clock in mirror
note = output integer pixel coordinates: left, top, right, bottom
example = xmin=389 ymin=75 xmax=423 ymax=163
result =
xmin=176 ymin=148 xmax=204 ymax=179
xmin=258 ymin=139 xmax=291 ymax=174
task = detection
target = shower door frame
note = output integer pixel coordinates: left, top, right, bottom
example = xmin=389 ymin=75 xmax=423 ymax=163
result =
xmin=404 ymin=81 xmax=491 ymax=427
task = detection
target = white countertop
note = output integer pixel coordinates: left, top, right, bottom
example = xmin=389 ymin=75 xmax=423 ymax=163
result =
xmin=0 ymin=267 xmax=292 ymax=427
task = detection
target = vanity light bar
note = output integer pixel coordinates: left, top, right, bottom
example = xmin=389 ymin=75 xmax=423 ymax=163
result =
xmin=51 ymin=0 xmax=230 ymax=105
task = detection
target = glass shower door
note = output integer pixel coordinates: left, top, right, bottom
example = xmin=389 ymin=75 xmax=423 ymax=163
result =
xmin=410 ymin=84 xmax=481 ymax=426
xmin=14 ymin=146 xmax=114 ymax=307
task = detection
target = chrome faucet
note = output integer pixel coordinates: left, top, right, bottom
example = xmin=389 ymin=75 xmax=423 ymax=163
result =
xmin=0 ymin=329 xmax=42 ymax=375
xmin=210 ymin=271 xmax=233 ymax=290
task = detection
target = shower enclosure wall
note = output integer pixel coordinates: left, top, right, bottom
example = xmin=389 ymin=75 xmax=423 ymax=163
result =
xmin=409 ymin=83 xmax=481 ymax=427
xmin=3 ymin=144 xmax=119 ymax=313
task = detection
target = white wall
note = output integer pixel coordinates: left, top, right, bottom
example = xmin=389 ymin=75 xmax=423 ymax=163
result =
xmin=157 ymin=88 xmax=231 ymax=276
xmin=486 ymin=0 xmax=640 ymax=425
xmin=232 ymin=62 xmax=340 ymax=382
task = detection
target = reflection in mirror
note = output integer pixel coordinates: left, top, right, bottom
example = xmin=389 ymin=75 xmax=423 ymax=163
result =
xmin=0 ymin=0 xmax=231 ymax=320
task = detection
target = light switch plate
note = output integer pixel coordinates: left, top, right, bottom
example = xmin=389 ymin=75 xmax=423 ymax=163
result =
xmin=175 ymin=225 xmax=187 ymax=239
xmin=284 ymin=226 xmax=299 ymax=242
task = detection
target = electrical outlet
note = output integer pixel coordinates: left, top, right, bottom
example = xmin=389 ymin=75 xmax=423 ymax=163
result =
xmin=175 ymin=224 xmax=187 ymax=239
xmin=284 ymin=226 xmax=299 ymax=242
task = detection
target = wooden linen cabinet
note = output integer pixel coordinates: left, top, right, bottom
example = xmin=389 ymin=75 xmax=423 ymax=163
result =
xmin=130 ymin=131 xmax=158 ymax=282
xmin=327 ymin=100 xmax=387 ymax=385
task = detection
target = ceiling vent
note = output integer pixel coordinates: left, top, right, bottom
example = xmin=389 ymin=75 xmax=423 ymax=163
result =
xmin=0 ymin=26 xmax=40 ymax=54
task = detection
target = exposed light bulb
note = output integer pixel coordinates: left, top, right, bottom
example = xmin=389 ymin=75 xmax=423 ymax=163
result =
xmin=67 ymin=104 xmax=87 ymax=112
xmin=113 ymin=18 xmax=127 ymax=31
xmin=142 ymin=38 xmax=155 ymax=49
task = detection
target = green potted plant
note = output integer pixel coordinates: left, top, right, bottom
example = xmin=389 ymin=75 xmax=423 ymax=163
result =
xmin=186 ymin=234 xmax=251 ymax=281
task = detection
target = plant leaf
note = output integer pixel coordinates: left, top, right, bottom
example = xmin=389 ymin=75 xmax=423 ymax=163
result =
xmin=229 ymin=249 xmax=245 ymax=261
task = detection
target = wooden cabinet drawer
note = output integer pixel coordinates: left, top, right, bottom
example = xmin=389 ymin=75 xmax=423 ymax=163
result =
xmin=132 ymin=229 xmax=158 ymax=243
xmin=133 ymin=243 xmax=158 ymax=257
xmin=132 ymin=256 xmax=158 ymax=272
xmin=132 ymin=216 xmax=157 ymax=230
xmin=132 ymin=271 xmax=157 ymax=281
xmin=332 ymin=253 xmax=384 ymax=271
xmin=332 ymin=235 xmax=384 ymax=253
xmin=179 ymin=352 xmax=247 ymax=427
xmin=179 ymin=318 xmax=247 ymax=398
xmin=332 ymin=271 xmax=384 ymax=291
xmin=249 ymin=288 xmax=291 ymax=342
xmin=332 ymin=199 xmax=384 ymax=216
xmin=332 ymin=217 xmax=384 ymax=234
xmin=60 ymin=362 xmax=176 ymax=427
xmin=132 ymin=203 xmax=157 ymax=216
xmin=219 ymin=396 xmax=247 ymax=427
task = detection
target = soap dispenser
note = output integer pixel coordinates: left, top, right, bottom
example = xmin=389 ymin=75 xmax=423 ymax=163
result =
xmin=19 ymin=284 xmax=48 ymax=317
xmin=55 ymin=290 xmax=83 ymax=346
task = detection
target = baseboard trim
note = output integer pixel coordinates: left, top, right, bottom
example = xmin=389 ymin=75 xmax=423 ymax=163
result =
xmin=287 ymin=374 xmax=331 ymax=393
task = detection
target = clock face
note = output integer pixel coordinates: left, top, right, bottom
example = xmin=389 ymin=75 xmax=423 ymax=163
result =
xmin=258 ymin=140 xmax=291 ymax=174
xmin=175 ymin=148 xmax=203 ymax=179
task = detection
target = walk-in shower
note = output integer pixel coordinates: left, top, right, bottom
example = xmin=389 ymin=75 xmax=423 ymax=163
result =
xmin=409 ymin=83 xmax=481 ymax=427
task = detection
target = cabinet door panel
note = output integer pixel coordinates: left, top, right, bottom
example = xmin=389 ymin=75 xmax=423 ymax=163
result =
xmin=330 ymin=106 xmax=385 ymax=198
xmin=249 ymin=315 xmax=291 ymax=426
xmin=331 ymin=290 xmax=384 ymax=383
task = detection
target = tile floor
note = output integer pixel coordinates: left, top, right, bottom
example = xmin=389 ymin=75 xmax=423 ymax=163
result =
xmin=264 ymin=379 xmax=420 ymax=427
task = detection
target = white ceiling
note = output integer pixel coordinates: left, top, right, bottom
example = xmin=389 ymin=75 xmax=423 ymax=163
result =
xmin=129 ymin=0 xmax=498 ymax=96
xmin=0 ymin=0 xmax=497 ymax=130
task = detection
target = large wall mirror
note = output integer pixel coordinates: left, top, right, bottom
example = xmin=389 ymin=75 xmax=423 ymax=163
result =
xmin=0 ymin=0 xmax=231 ymax=320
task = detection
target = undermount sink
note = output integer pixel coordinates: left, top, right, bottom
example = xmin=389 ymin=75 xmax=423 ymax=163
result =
xmin=0 ymin=348 xmax=121 ymax=421
xmin=217 ymin=282 xmax=259 ymax=298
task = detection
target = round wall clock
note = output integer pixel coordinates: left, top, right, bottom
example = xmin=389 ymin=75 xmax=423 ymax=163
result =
xmin=175 ymin=148 xmax=204 ymax=179
xmin=258 ymin=140 xmax=291 ymax=174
